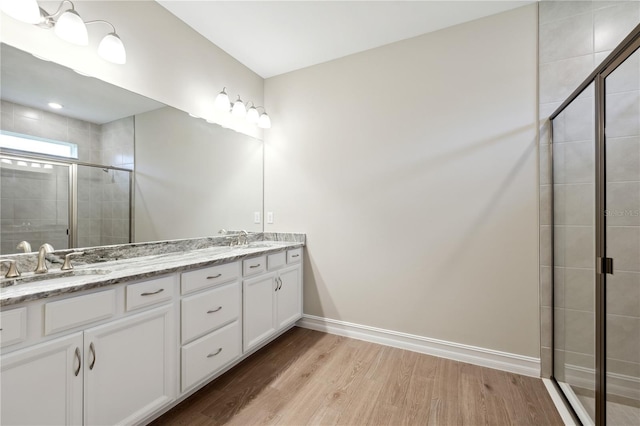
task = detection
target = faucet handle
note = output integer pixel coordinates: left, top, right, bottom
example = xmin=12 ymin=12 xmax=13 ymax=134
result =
xmin=0 ymin=259 xmax=21 ymax=279
xmin=61 ymin=252 xmax=85 ymax=271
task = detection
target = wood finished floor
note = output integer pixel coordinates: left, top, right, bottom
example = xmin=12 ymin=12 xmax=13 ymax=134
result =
xmin=151 ymin=327 xmax=563 ymax=426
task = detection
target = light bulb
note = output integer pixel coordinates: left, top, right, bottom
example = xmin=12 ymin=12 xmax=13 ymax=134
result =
xmin=246 ymin=106 xmax=259 ymax=124
xmin=215 ymin=88 xmax=230 ymax=110
xmin=54 ymin=9 xmax=88 ymax=45
xmin=98 ymin=32 xmax=126 ymax=64
xmin=0 ymin=0 xmax=41 ymax=24
xmin=232 ymin=98 xmax=246 ymax=117
xmin=258 ymin=113 xmax=271 ymax=129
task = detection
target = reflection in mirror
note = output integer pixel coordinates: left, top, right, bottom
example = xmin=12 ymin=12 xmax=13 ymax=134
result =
xmin=0 ymin=43 xmax=264 ymax=254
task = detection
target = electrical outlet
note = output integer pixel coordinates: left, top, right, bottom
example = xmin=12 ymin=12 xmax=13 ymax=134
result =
xmin=267 ymin=212 xmax=274 ymax=224
xmin=254 ymin=212 xmax=261 ymax=224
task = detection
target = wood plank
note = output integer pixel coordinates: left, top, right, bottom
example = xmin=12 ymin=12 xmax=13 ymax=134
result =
xmin=151 ymin=327 xmax=564 ymax=426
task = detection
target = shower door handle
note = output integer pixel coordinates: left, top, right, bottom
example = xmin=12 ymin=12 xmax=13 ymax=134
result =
xmin=597 ymin=257 xmax=614 ymax=275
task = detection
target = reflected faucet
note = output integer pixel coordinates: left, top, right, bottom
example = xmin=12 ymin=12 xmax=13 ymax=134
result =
xmin=16 ymin=241 xmax=32 ymax=253
xmin=237 ymin=230 xmax=249 ymax=246
xmin=35 ymin=243 xmax=54 ymax=274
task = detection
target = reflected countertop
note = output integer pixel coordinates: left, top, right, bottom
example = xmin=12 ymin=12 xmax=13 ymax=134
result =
xmin=1 ymin=237 xmax=304 ymax=307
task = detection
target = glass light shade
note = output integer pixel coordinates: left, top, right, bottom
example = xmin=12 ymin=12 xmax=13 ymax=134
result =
xmin=246 ymin=107 xmax=259 ymax=124
xmin=258 ymin=113 xmax=271 ymax=129
xmin=54 ymin=9 xmax=88 ymax=45
xmin=98 ymin=32 xmax=126 ymax=64
xmin=232 ymin=100 xmax=246 ymax=117
xmin=0 ymin=0 xmax=41 ymax=24
xmin=215 ymin=90 xmax=231 ymax=110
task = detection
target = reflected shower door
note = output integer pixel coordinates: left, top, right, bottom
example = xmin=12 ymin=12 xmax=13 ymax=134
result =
xmin=553 ymin=83 xmax=597 ymax=425
xmin=76 ymin=165 xmax=131 ymax=248
xmin=604 ymin=45 xmax=640 ymax=425
xmin=0 ymin=156 xmax=69 ymax=254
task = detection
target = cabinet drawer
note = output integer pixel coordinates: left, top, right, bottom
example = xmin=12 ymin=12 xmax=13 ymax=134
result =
xmin=181 ymin=321 xmax=240 ymax=392
xmin=45 ymin=290 xmax=116 ymax=336
xmin=287 ymin=248 xmax=302 ymax=264
xmin=126 ymin=275 xmax=175 ymax=312
xmin=243 ymin=256 xmax=266 ymax=277
xmin=267 ymin=252 xmax=286 ymax=270
xmin=181 ymin=281 xmax=240 ymax=344
xmin=181 ymin=262 xmax=240 ymax=295
xmin=0 ymin=307 xmax=27 ymax=347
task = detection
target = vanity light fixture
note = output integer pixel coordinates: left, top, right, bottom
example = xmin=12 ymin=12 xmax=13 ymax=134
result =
xmin=213 ymin=87 xmax=272 ymax=129
xmin=0 ymin=0 xmax=127 ymax=64
xmin=231 ymin=95 xmax=247 ymax=117
xmin=215 ymin=87 xmax=231 ymax=111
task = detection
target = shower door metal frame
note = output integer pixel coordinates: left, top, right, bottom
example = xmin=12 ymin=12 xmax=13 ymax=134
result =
xmin=549 ymin=23 xmax=640 ymax=426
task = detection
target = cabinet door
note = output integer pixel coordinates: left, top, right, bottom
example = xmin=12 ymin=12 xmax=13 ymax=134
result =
xmin=243 ymin=272 xmax=276 ymax=352
xmin=276 ymin=265 xmax=302 ymax=330
xmin=84 ymin=304 xmax=176 ymax=426
xmin=1 ymin=332 xmax=83 ymax=426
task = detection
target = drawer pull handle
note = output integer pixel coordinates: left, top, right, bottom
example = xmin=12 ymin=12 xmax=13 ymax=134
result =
xmin=292 ymin=254 xmax=300 ymax=258
xmin=207 ymin=348 xmax=223 ymax=358
xmin=207 ymin=306 xmax=223 ymax=314
xmin=89 ymin=342 xmax=96 ymax=370
xmin=140 ymin=288 xmax=164 ymax=296
xmin=207 ymin=274 xmax=222 ymax=279
xmin=249 ymin=264 xmax=261 ymax=269
xmin=74 ymin=347 xmax=81 ymax=376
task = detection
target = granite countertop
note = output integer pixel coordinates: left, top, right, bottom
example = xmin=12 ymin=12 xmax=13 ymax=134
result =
xmin=0 ymin=240 xmax=303 ymax=307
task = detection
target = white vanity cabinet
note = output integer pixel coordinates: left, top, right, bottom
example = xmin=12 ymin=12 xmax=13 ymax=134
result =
xmin=0 ymin=274 xmax=178 ymax=426
xmin=1 ymin=332 xmax=84 ymax=425
xmin=243 ymin=248 xmax=303 ymax=353
xmin=180 ymin=262 xmax=242 ymax=392
xmin=83 ymin=304 xmax=175 ymax=425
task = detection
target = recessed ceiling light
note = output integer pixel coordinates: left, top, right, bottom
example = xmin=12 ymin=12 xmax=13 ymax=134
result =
xmin=48 ymin=102 xmax=63 ymax=109
xmin=73 ymin=69 xmax=91 ymax=77
xmin=32 ymin=53 xmax=51 ymax=62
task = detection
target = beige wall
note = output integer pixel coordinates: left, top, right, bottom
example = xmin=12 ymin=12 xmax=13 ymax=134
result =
xmin=264 ymin=5 xmax=540 ymax=357
xmin=0 ymin=0 xmax=264 ymax=138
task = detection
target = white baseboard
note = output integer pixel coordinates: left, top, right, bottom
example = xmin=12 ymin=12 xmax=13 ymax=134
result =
xmin=297 ymin=314 xmax=540 ymax=377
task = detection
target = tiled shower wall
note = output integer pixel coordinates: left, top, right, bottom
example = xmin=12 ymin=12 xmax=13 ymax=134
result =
xmin=538 ymin=0 xmax=640 ymax=378
xmin=0 ymin=101 xmax=133 ymax=253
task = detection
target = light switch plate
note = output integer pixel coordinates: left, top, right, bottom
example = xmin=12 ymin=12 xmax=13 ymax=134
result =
xmin=254 ymin=212 xmax=261 ymax=224
xmin=267 ymin=212 xmax=274 ymax=224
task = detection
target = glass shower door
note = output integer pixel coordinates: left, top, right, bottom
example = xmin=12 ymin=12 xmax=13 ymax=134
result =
xmin=0 ymin=156 xmax=70 ymax=254
xmin=553 ymin=83 xmax=597 ymax=425
xmin=604 ymin=45 xmax=640 ymax=426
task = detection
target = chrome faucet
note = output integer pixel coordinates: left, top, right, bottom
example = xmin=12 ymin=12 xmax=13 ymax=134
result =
xmin=0 ymin=259 xmax=20 ymax=279
xmin=35 ymin=243 xmax=54 ymax=274
xmin=16 ymin=241 xmax=32 ymax=253
xmin=61 ymin=252 xmax=85 ymax=271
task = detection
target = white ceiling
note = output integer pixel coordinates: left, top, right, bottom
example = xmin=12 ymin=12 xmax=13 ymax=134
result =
xmin=157 ymin=0 xmax=535 ymax=78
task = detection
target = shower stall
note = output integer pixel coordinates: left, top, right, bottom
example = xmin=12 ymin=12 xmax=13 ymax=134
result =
xmin=0 ymin=153 xmax=132 ymax=254
xmin=550 ymin=24 xmax=640 ymax=425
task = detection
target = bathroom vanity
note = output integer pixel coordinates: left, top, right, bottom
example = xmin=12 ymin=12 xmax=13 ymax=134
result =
xmin=0 ymin=234 xmax=304 ymax=425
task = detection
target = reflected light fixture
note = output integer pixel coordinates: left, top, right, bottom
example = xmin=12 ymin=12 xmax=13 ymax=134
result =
xmin=48 ymin=102 xmax=63 ymax=109
xmin=1 ymin=0 xmax=127 ymax=64
xmin=246 ymin=103 xmax=259 ymax=124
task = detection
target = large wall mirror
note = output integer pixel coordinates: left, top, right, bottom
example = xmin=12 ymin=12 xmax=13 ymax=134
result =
xmin=0 ymin=43 xmax=263 ymax=255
